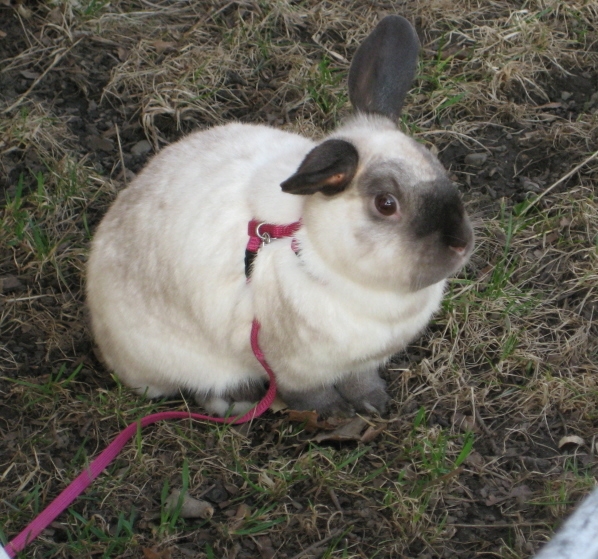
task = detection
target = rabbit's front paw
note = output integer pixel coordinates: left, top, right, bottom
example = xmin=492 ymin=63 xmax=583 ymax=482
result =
xmin=278 ymin=385 xmax=355 ymax=418
xmin=335 ymin=372 xmax=389 ymax=415
xmin=198 ymin=380 xmax=267 ymax=417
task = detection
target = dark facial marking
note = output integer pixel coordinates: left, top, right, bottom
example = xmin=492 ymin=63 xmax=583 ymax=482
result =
xmin=413 ymin=183 xmax=472 ymax=249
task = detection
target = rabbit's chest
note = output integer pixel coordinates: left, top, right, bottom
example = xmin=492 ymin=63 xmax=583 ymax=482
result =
xmin=255 ymin=264 xmax=443 ymax=388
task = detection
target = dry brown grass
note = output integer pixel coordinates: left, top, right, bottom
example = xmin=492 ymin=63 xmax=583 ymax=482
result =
xmin=1 ymin=0 xmax=597 ymax=557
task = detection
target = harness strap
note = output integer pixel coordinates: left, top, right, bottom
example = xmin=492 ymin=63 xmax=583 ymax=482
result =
xmin=245 ymin=219 xmax=301 ymax=277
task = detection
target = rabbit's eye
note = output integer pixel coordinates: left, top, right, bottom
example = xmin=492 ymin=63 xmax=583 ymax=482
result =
xmin=374 ymin=193 xmax=399 ymax=216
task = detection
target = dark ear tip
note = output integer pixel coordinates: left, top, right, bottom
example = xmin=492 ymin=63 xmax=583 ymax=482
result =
xmin=378 ymin=14 xmax=413 ymax=27
xmin=373 ymin=15 xmax=419 ymax=40
xmin=348 ymin=14 xmax=420 ymax=121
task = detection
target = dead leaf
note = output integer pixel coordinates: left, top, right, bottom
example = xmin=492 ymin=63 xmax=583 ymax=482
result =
xmin=477 ymin=264 xmax=493 ymax=283
xmin=534 ymin=102 xmax=563 ymax=110
xmin=256 ymin=536 xmax=276 ymax=559
xmin=558 ymin=435 xmax=585 ymax=451
xmin=228 ymin=503 xmax=251 ymax=530
xmin=269 ymin=395 xmax=288 ymax=413
xmin=47 ymin=7 xmax=62 ymax=24
xmin=233 ymin=503 xmax=251 ymax=520
xmin=152 ymin=40 xmax=176 ymax=53
xmin=560 ymin=217 xmax=572 ymax=228
xmin=372 ymin=476 xmax=386 ymax=489
xmin=484 ymin=493 xmax=501 ymax=506
xmin=452 ymin=412 xmax=480 ymax=433
xmin=312 ymin=416 xmax=368 ymax=443
xmin=0 ymin=30 xmax=7 ymax=39
xmin=545 ymin=231 xmax=559 ymax=244
xmin=286 ymin=409 xmax=351 ymax=432
xmin=509 ymin=484 xmax=533 ymax=504
xmin=17 ymin=3 xmax=32 ymax=18
xmin=485 ymin=485 xmax=532 ymax=506
xmin=223 ymin=483 xmax=240 ymax=496
xmin=258 ymin=471 xmax=275 ymax=489
xmin=464 ymin=451 xmax=485 ymax=468
xmin=360 ymin=423 xmax=387 ymax=443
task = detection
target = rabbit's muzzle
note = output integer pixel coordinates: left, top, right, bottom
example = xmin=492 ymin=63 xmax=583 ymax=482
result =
xmin=408 ymin=184 xmax=474 ymax=291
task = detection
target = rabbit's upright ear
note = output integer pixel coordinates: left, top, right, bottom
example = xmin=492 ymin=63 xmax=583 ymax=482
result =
xmin=348 ymin=15 xmax=420 ymax=121
xmin=281 ymin=139 xmax=358 ymax=196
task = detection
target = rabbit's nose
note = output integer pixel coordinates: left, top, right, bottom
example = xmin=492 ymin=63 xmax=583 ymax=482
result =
xmin=446 ymin=225 xmax=474 ymax=257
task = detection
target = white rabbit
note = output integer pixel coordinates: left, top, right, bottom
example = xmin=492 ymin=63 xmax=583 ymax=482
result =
xmin=87 ymin=15 xmax=474 ymax=417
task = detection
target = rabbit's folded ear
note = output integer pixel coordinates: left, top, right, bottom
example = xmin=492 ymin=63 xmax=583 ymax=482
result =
xmin=348 ymin=15 xmax=420 ymax=121
xmin=280 ymin=139 xmax=358 ymax=196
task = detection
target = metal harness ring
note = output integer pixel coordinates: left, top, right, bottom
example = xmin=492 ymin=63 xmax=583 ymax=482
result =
xmin=254 ymin=222 xmax=271 ymax=244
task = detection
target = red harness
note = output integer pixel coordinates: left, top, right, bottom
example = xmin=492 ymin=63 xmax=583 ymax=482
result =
xmin=3 ymin=220 xmax=301 ymax=558
xmin=245 ymin=219 xmax=301 ymax=277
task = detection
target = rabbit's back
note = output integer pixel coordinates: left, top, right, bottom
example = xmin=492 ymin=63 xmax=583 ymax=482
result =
xmin=87 ymin=123 xmax=314 ymax=396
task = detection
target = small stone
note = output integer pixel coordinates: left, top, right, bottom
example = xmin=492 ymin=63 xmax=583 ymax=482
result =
xmin=1 ymin=275 xmax=24 ymax=293
xmin=87 ymin=135 xmax=114 ymax=152
xmin=561 ymin=91 xmax=573 ymax=101
xmin=464 ymin=152 xmax=488 ymax=167
xmin=131 ymin=140 xmax=152 ymax=156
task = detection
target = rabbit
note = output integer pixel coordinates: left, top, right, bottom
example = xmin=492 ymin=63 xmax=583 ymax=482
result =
xmin=86 ymin=15 xmax=474 ymax=417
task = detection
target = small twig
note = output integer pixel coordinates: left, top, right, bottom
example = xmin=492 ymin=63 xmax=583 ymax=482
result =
xmin=521 ymin=148 xmax=598 ymax=215
xmin=195 ymin=483 xmax=216 ymax=500
xmin=452 ymin=521 xmax=551 ymax=528
xmin=416 ymin=128 xmax=490 ymax=152
xmin=289 ymin=527 xmax=348 ymax=559
xmin=114 ymin=123 xmax=128 ymax=185
xmin=2 ymin=40 xmax=82 ymax=114
xmin=328 ymin=488 xmax=343 ymax=512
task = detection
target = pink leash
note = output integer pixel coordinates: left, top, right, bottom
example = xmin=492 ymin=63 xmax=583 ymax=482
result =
xmin=3 ymin=321 xmax=274 ymax=558
xmin=3 ymin=220 xmax=299 ymax=558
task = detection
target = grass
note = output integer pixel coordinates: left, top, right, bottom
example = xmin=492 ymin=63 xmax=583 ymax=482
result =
xmin=1 ymin=0 xmax=597 ymax=557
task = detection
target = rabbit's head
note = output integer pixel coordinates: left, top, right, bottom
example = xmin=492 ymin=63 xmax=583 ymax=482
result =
xmin=281 ymin=16 xmax=473 ymax=293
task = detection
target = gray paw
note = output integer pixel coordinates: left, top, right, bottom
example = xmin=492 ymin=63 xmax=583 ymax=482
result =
xmin=278 ymin=385 xmax=355 ymax=417
xmin=279 ymin=371 xmax=390 ymax=417
xmin=335 ymin=371 xmax=389 ymax=415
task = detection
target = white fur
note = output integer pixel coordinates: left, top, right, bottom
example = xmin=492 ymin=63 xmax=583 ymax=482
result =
xmin=87 ymin=119 xmax=448 ymax=401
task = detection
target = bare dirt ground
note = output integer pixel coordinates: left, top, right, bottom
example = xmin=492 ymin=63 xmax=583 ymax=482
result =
xmin=1 ymin=1 xmax=597 ymax=558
